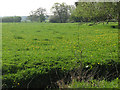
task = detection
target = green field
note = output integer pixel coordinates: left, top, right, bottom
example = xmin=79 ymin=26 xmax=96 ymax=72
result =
xmin=2 ymin=22 xmax=119 ymax=88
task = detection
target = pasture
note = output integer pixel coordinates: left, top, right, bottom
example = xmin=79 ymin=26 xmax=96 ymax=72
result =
xmin=2 ymin=22 xmax=119 ymax=88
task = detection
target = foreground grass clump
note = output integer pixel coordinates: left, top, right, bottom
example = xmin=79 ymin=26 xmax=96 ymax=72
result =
xmin=68 ymin=78 xmax=119 ymax=88
xmin=2 ymin=22 xmax=119 ymax=88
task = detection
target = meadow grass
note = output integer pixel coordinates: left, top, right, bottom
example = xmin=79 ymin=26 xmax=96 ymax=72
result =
xmin=68 ymin=78 xmax=119 ymax=88
xmin=2 ymin=22 xmax=119 ymax=88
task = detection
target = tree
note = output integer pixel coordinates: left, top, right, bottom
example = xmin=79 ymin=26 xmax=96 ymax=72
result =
xmin=118 ymin=1 xmax=120 ymax=29
xmin=49 ymin=15 xmax=60 ymax=23
xmin=28 ymin=7 xmax=46 ymax=22
xmin=72 ymin=1 xmax=118 ymax=24
xmin=51 ymin=3 xmax=70 ymax=23
xmin=28 ymin=11 xmax=37 ymax=22
xmin=13 ymin=16 xmax=22 ymax=22
xmin=95 ymin=2 xmax=118 ymax=23
xmin=71 ymin=2 xmax=97 ymax=22
xmin=68 ymin=5 xmax=76 ymax=15
xmin=35 ymin=7 xmax=46 ymax=22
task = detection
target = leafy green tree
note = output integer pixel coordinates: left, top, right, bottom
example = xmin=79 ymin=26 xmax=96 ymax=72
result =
xmin=51 ymin=3 xmax=70 ymax=23
xmin=13 ymin=16 xmax=22 ymax=22
xmin=72 ymin=1 xmax=118 ymax=24
xmin=28 ymin=11 xmax=37 ymax=22
xmin=49 ymin=15 xmax=60 ymax=23
xmin=95 ymin=2 xmax=118 ymax=23
xmin=35 ymin=7 xmax=46 ymax=22
xmin=28 ymin=7 xmax=46 ymax=22
xmin=118 ymin=1 xmax=120 ymax=29
xmin=71 ymin=2 xmax=96 ymax=22
xmin=68 ymin=5 xmax=76 ymax=15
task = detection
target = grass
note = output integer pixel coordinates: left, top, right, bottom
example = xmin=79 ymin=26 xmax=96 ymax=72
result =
xmin=68 ymin=78 xmax=119 ymax=88
xmin=2 ymin=22 xmax=119 ymax=88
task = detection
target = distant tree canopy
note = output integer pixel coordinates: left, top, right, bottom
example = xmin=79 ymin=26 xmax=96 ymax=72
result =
xmin=49 ymin=15 xmax=60 ymax=23
xmin=28 ymin=7 xmax=46 ymax=22
xmin=49 ymin=1 xmax=119 ymax=24
xmin=118 ymin=1 xmax=120 ymax=29
xmin=2 ymin=16 xmax=21 ymax=22
xmin=50 ymin=3 xmax=75 ymax=23
xmin=71 ymin=2 xmax=118 ymax=23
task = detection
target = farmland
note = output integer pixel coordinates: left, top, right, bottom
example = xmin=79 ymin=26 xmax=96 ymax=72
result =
xmin=2 ymin=22 xmax=119 ymax=88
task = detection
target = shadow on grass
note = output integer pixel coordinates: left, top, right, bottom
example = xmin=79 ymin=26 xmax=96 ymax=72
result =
xmin=2 ymin=60 xmax=120 ymax=89
xmin=19 ymin=60 xmax=120 ymax=89
xmin=111 ymin=25 xmax=118 ymax=29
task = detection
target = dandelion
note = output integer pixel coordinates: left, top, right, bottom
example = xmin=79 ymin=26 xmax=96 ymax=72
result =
xmin=98 ymin=63 xmax=100 ymax=64
xmin=18 ymin=83 xmax=20 ymax=85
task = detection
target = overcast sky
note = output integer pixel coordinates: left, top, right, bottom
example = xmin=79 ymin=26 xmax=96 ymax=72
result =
xmin=0 ymin=0 xmax=77 ymax=16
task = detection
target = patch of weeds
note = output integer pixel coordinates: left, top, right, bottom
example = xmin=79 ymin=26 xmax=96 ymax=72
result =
xmin=14 ymin=36 xmax=24 ymax=39
xmin=68 ymin=78 xmax=119 ymax=88
xmin=17 ymin=49 xmax=20 ymax=51
xmin=43 ymin=43 xmax=51 ymax=46
xmin=33 ymin=38 xmax=38 ymax=40
xmin=44 ymin=39 xmax=50 ymax=41
xmin=17 ymin=48 xmax=29 ymax=51
xmin=36 ymin=30 xmax=41 ymax=32
xmin=48 ymin=29 xmax=52 ymax=30
xmin=14 ymin=55 xmax=19 ymax=57
xmin=56 ymin=37 xmax=63 ymax=39
xmin=45 ymin=49 xmax=50 ymax=51
xmin=53 ymin=48 xmax=56 ymax=50
xmin=26 ymin=48 xmax=29 ymax=51
xmin=53 ymin=31 xmax=59 ymax=33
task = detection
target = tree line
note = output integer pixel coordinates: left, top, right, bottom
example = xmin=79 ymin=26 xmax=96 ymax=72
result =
xmin=1 ymin=1 xmax=120 ymax=28
xmin=27 ymin=2 xmax=119 ymax=24
xmin=73 ymin=1 xmax=120 ymax=28
xmin=27 ymin=3 xmax=75 ymax=23
xmin=2 ymin=16 xmax=21 ymax=22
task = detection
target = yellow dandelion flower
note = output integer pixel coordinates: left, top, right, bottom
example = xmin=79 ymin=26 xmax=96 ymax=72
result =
xmin=18 ymin=83 xmax=20 ymax=85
